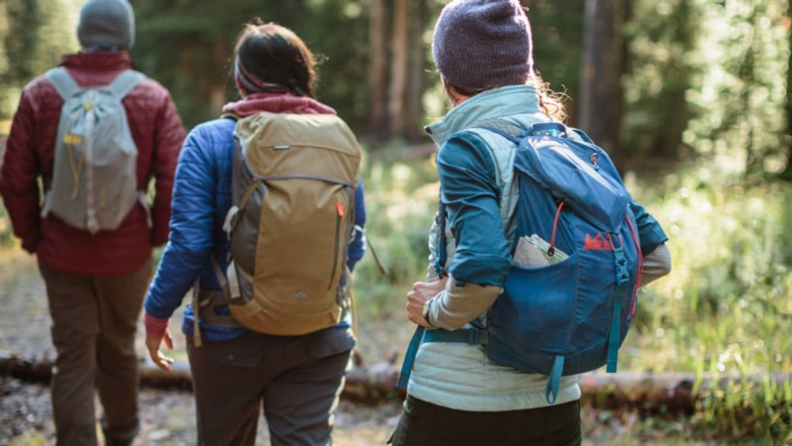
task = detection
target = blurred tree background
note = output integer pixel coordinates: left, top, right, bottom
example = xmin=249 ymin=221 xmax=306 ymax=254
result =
xmin=1 ymin=0 xmax=790 ymax=180
xmin=2 ymin=0 xmax=792 ymax=443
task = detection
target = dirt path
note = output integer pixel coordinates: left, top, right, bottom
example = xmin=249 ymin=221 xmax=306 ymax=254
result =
xmin=0 ymin=251 xmax=402 ymax=445
xmin=0 ymin=380 xmax=402 ymax=445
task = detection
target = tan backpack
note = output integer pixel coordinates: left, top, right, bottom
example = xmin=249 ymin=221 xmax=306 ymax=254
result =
xmin=214 ymin=111 xmax=362 ymax=336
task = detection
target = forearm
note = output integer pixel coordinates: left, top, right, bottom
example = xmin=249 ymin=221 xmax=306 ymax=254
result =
xmin=640 ymin=243 xmax=671 ymax=287
xmin=425 ymin=279 xmax=501 ymax=330
xmin=1 ymin=194 xmax=41 ymax=252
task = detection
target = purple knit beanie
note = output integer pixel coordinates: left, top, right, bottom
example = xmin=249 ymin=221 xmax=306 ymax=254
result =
xmin=432 ymin=0 xmax=534 ymax=91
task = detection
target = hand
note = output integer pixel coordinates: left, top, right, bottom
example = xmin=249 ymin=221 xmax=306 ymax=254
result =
xmin=406 ymin=277 xmax=448 ymax=327
xmin=146 ymin=330 xmax=174 ymax=372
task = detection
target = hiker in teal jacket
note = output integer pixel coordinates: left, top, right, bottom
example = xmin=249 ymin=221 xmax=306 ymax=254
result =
xmin=391 ymin=1 xmax=671 ymax=445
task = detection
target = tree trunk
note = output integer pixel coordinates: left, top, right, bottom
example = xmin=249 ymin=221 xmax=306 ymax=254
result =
xmin=580 ymin=0 xmax=623 ymax=163
xmin=782 ymin=0 xmax=792 ymax=180
xmin=368 ymin=0 xmax=389 ymax=140
xmin=388 ymin=0 xmax=409 ymax=138
xmin=404 ymin=0 xmax=427 ymax=142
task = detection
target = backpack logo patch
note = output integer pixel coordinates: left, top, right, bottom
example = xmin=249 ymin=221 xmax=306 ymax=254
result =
xmin=584 ymin=233 xmax=613 ymax=251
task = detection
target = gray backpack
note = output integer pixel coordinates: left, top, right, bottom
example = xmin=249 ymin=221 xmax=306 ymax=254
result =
xmin=41 ymin=67 xmax=147 ymax=233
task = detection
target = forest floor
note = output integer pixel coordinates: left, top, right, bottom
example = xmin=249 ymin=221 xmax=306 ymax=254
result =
xmin=0 ymin=249 xmax=712 ymax=446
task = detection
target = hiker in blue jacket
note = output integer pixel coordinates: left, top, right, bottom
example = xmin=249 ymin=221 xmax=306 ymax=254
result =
xmin=391 ymin=1 xmax=672 ymax=445
xmin=143 ymin=23 xmax=366 ymax=446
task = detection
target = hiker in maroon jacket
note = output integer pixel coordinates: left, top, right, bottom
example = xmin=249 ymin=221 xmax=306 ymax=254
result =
xmin=0 ymin=1 xmax=185 ymax=444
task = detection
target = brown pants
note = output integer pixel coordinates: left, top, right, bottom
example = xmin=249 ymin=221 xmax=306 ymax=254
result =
xmin=39 ymin=260 xmax=151 ymax=446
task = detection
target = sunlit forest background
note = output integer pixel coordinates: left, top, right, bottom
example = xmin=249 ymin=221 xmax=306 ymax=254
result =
xmin=1 ymin=0 xmax=792 ymax=444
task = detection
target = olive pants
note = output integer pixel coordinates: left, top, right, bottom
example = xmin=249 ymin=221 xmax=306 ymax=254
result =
xmin=39 ymin=260 xmax=151 ymax=446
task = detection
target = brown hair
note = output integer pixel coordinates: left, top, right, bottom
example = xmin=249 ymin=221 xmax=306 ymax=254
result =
xmin=233 ymin=22 xmax=316 ymax=98
xmin=444 ymin=73 xmax=567 ymax=122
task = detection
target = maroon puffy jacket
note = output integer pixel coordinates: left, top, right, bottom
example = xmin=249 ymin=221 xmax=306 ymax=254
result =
xmin=0 ymin=52 xmax=186 ymax=275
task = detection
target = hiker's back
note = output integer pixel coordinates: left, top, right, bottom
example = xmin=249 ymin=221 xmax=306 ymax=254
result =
xmin=43 ymin=66 xmax=144 ymax=233
xmin=0 ymin=52 xmax=186 ymax=275
xmin=407 ymin=95 xmax=583 ymax=411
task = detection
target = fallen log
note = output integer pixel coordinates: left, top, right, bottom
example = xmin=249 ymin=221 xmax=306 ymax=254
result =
xmin=2 ymin=349 xmax=789 ymax=412
xmin=0 ymin=350 xmax=53 ymax=385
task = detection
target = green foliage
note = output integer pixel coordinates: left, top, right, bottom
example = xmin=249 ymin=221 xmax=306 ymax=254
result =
xmin=350 ymin=146 xmax=438 ymax=321
xmin=298 ymin=0 xmax=371 ymax=130
xmin=694 ymin=378 xmax=792 ymax=442
xmin=622 ymin=165 xmax=792 ymax=441
xmin=681 ymin=0 xmax=789 ymax=178
xmin=622 ymin=0 xmax=700 ymax=162
xmin=9 ymin=431 xmax=49 ymax=446
xmin=0 ymin=194 xmax=13 ymax=247
xmin=0 ymin=0 xmax=77 ymax=120
xmin=524 ymin=0 xmax=585 ymax=114
xmin=132 ymin=0 xmax=370 ymax=130
xmin=623 ymin=166 xmax=792 ymax=375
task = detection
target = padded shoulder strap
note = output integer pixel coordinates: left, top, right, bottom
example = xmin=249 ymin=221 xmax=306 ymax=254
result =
xmin=472 ymin=118 xmax=522 ymax=139
xmin=107 ymin=70 xmax=146 ymax=100
xmin=467 ymin=118 xmax=523 ymax=143
xmin=44 ymin=67 xmax=81 ymax=100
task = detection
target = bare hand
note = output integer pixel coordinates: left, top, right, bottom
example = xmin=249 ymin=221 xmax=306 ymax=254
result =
xmin=406 ymin=277 xmax=448 ymax=327
xmin=146 ymin=330 xmax=174 ymax=372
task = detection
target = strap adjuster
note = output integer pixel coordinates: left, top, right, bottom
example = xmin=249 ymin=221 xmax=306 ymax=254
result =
xmin=466 ymin=329 xmax=490 ymax=345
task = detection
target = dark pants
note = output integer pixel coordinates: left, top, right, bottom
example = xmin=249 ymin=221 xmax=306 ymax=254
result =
xmin=39 ymin=260 xmax=151 ymax=446
xmin=390 ymin=395 xmax=581 ymax=446
xmin=187 ymin=327 xmax=356 ymax=446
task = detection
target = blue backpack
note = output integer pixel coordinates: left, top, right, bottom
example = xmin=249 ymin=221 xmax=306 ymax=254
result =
xmin=398 ymin=120 xmax=644 ymax=404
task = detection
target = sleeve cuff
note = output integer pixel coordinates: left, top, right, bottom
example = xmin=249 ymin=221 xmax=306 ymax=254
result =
xmin=144 ymin=310 xmax=171 ymax=339
xmin=422 ymin=301 xmax=434 ymax=327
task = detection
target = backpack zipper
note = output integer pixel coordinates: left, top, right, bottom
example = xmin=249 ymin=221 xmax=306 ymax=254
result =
xmin=84 ymin=92 xmax=99 ymax=234
xmin=328 ymin=199 xmax=344 ymax=291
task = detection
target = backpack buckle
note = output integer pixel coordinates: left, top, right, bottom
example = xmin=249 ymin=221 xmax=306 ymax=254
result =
xmin=613 ymin=247 xmax=630 ymax=287
xmin=466 ymin=329 xmax=490 ymax=345
xmin=530 ymin=122 xmax=568 ymax=138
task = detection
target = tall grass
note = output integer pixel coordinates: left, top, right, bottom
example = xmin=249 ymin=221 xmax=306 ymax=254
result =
xmin=621 ymin=166 xmax=792 ymax=441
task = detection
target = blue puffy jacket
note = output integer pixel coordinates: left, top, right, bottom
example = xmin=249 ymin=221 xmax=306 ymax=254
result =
xmin=145 ymin=116 xmax=366 ymax=342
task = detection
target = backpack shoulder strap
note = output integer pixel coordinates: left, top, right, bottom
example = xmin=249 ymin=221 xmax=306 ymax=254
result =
xmin=107 ymin=70 xmax=146 ymax=100
xmin=471 ymin=119 xmax=575 ymax=142
xmin=44 ymin=67 xmax=81 ymax=100
xmin=466 ymin=118 xmax=523 ymax=143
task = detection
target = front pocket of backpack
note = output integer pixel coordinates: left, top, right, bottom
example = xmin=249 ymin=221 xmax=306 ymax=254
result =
xmin=495 ymin=253 xmax=579 ymax=353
